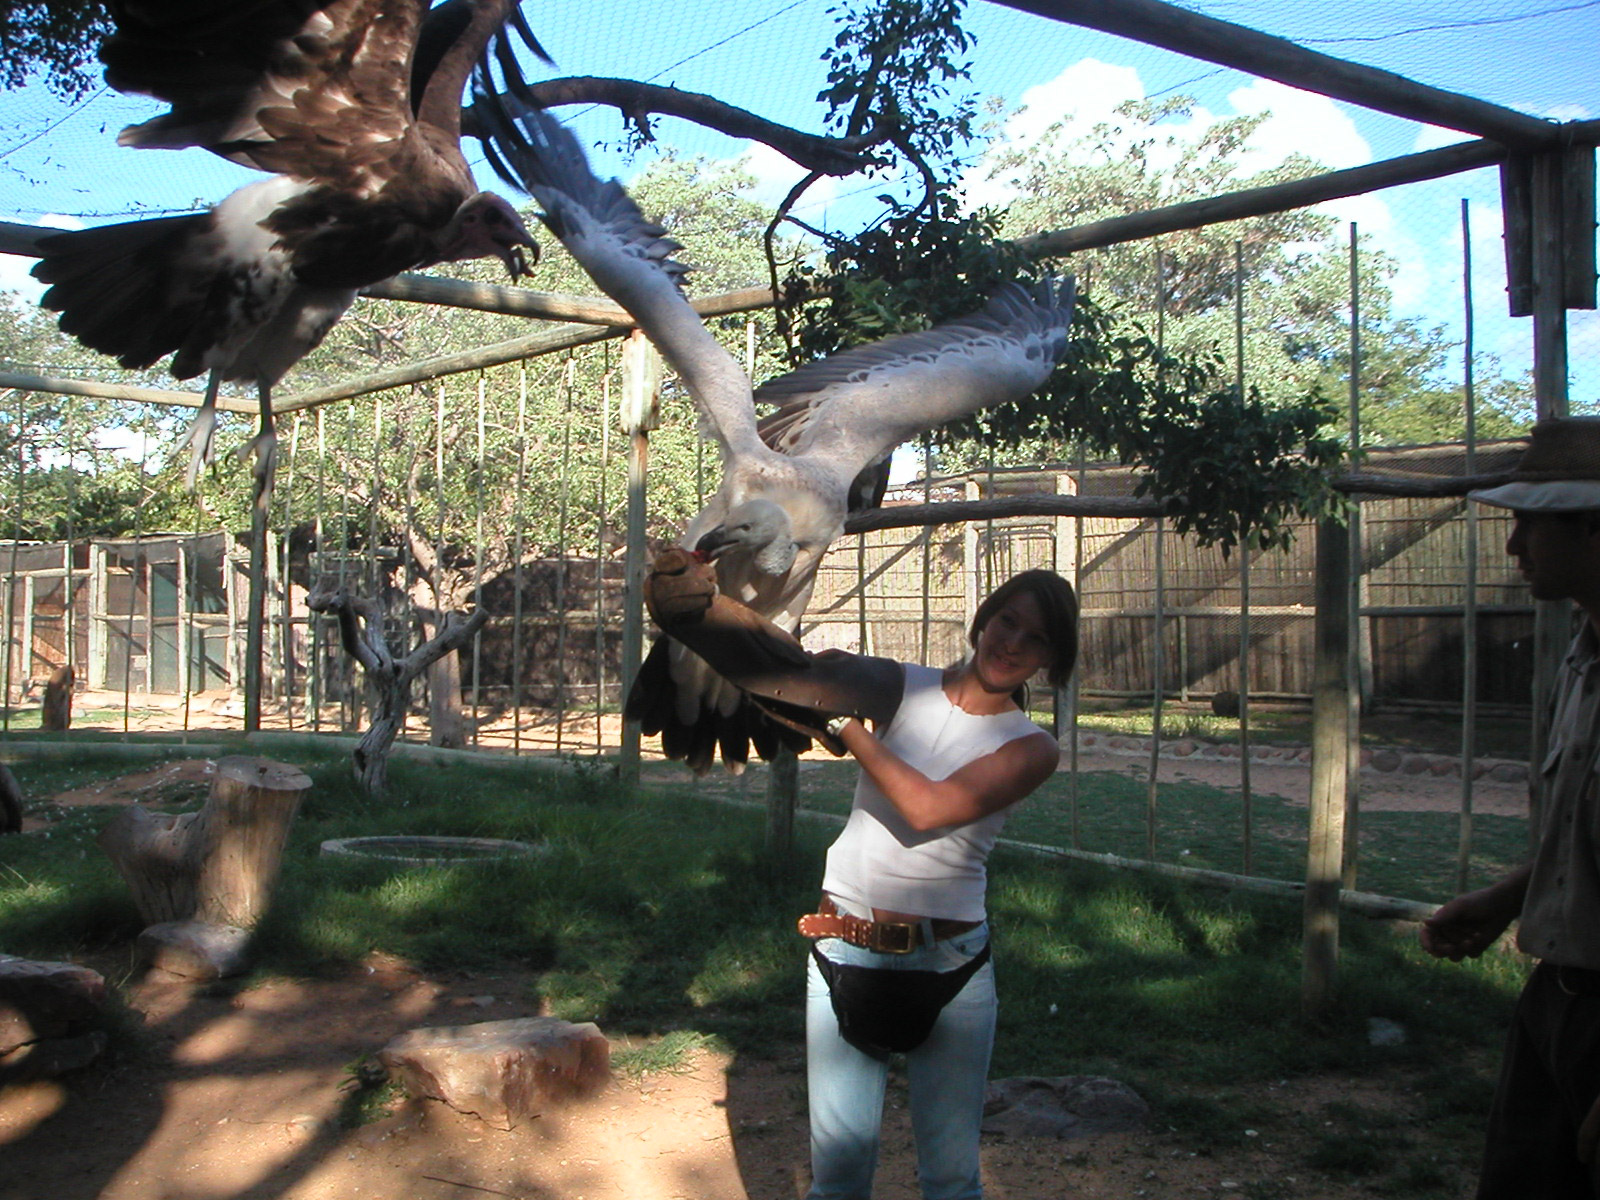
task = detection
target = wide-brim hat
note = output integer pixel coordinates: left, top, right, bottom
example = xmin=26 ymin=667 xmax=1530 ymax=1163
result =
xmin=1469 ymin=416 xmax=1600 ymax=511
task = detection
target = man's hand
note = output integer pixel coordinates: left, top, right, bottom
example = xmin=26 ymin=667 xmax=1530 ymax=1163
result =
xmin=645 ymin=548 xmax=717 ymax=627
xmin=1420 ymin=884 xmax=1521 ymax=961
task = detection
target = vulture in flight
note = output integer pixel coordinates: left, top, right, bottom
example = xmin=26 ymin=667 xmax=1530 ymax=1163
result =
xmin=31 ymin=0 xmax=547 ymax=492
xmin=491 ymin=107 xmax=1077 ymax=773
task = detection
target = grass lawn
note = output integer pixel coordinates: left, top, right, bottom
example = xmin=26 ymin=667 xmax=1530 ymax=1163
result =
xmin=1060 ymin=699 xmax=1532 ymax=762
xmin=0 ymin=745 xmax=1528 ymax=1198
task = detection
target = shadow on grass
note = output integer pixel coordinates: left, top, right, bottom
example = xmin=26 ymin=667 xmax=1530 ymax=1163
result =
xmin=1 ymin=749 xmax=1527 ymax=1199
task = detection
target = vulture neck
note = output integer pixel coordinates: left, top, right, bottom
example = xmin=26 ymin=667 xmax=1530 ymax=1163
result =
xmin=414 ymin=0 xmax=507 ymax=139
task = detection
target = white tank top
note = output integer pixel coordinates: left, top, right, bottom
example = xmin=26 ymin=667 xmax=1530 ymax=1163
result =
xmin=821 ymin=662 xmax=1049 ymax=922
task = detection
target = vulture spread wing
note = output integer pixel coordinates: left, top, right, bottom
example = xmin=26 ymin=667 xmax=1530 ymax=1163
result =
xmin=493 ymin=107 xmax=1077 ymax=772
xmin=478 ymin=102 xmax=779 ymax=469
xmin=752 ymin=279 xmax=1077 ymax=483
xmin=34 ymin=0 xmax=546 ymax=488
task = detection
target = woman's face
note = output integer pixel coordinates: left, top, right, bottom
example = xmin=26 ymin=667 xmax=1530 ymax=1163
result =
xmin=972 ymin=590 xmax=1054 ymax=693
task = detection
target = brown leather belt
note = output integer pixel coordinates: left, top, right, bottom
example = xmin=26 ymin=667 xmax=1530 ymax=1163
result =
xmin=796 ymin=897 xmax=981 ymax=955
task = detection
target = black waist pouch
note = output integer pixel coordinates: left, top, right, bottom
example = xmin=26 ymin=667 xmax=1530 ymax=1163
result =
xmin=812 ymin=940 xmax=992 ymax=1056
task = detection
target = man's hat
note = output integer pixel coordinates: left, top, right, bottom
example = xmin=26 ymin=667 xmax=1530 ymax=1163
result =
xmin=1469 ymin=416 xmax=1600 ymax=512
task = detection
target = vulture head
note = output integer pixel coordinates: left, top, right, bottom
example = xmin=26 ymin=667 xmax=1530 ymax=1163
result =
xmin=695 ymin=498 xmax=799 ymax=576
xmin=438 ymin=192 xmax=539 ymax=280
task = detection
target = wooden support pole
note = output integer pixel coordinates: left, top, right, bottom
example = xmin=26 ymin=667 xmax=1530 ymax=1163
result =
xmin=1303 ymin=516 xmax=1352 ymax=1018
xmin=1528 ymin=148 xmax=1576 ymax=842
xmin=618 ymin=332 xmax=661 ymax=788
xmin=766 ymin=745 xmax=798 ymax=879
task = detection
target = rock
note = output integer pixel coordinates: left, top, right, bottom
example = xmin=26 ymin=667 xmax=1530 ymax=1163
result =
xmin=1368 ymin=1017 xmax=1407 ymax=1046
xmin=380 ymin=1017 xmax=611 ymax=1128
xmin=1170 ymin=739 xmax=1197 ymax=758
xmin=1400 ymin=754 xmax=1434 ymax=776
xmin=137 ymin=920 xmax=253 ymax=981
xmin=982 ymin=1076 xmax=1148 ymax=1140
xmin=0 ymin=1030 xmax=107 ymax=1082
xmin=1487 ymin=761 xmax=1528 ymax=783
xmin=0 ymin=955 xmax=108 ymax=1055
xmin=1369 ymin=749 xmax=1403 ymax=773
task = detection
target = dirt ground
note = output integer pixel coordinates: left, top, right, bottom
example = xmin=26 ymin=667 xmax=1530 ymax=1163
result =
xmin=1 ymin=738 xmax=1517 ymax=1200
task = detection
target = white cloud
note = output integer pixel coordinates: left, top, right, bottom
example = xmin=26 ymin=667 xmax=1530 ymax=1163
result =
xmin=734 ymin=140 xmax=840 ymax=225
xmin=0 ymin=213 xmax=83 ymax=301
xmin=1228 ymin=80 xmax=1370 ymax=172
xmin=964 ymin=58 xmax=1151 ymax=210
xmin=1413 ymin=123 xmax=1473 ymax=153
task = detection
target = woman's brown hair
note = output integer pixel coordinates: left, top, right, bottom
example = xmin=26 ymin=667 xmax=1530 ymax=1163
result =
xmin=967 ymin=569 xmax=1079 ymax=696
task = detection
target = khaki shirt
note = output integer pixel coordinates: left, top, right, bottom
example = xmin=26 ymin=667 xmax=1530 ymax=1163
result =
xmin=1519 ymin=622 xmax=1600 ymax=968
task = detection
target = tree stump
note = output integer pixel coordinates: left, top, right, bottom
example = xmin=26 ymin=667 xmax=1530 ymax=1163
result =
xmin=98 ymin=756 xmax=311 ymax=928
xmin=41 ymin=664 xmax=73 ymax=731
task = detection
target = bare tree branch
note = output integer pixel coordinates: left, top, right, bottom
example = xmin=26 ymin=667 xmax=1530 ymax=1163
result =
xmin=468 ymin=78 xmax=893 ymax=177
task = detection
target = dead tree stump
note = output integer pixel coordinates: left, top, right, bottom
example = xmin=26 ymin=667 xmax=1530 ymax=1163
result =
xmin=41 ymin=665 xmax=73 ymax=731
xmin=98 ymin=757 xmax=311 ymax=928
xmin=307 ymin=588 xmax=487 ymax=796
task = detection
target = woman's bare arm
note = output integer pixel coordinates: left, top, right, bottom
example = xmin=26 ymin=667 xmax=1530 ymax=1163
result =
xmin=835 ymin=719 xmax=1059 ymax=830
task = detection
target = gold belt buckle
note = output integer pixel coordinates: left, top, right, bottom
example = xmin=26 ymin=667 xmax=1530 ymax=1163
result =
xmin=872 ymin=921 xmax=917 ymax=954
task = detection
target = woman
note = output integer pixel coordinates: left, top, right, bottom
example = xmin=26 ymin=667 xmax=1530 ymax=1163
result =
xmin=644 ymin=553 xmax=1079 ymax=1200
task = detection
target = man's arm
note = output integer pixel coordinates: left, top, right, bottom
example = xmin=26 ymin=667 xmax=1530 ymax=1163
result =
xmin=1419 ymin=863 xmax=1531 ymax=961
xmin=645 ymin=549 xmax=904 ymax=725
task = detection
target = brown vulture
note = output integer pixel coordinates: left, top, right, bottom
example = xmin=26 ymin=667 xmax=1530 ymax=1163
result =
xmin=31 ymin=0 xmax=548 ymax=493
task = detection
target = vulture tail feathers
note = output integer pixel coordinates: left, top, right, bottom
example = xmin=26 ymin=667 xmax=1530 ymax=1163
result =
xmin=627 ymin=635 xmax=812 ymax=773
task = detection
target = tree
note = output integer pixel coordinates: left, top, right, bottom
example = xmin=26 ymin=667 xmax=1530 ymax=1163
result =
xmin=0 ymin=1 xmax=107 ymax=97
xmin=989 ymin=96 xmax=1528 ymax=451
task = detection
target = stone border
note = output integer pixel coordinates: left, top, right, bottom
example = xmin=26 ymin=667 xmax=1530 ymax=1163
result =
xmin=1071 ymin=731 xmax=1528 ymax=783
xmin=319 ymin=836 xmax=548 ymax=865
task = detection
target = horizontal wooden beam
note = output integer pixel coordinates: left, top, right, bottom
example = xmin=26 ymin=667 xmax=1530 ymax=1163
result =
xmin=275 ymin=285 xmax=780 ymax=414
xmin=360 ymin=275 xmax=633 ymax=324
xmin=988 ymin=0 xmax=1560 ymax=147
xmin=844 ymin=494 xmax=1167 ymax=532
xmin=1017 ymin=139 xmax=1509 ymax=257
xmin=1331 ymin=470 xmax=1515 ymax=498
xmin=0 ymin=369 xmax=237 ymax=412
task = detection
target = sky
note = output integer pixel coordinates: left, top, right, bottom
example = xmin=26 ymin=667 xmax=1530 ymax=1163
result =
xmin=2 ymin=0 xmax=1598 ymax=425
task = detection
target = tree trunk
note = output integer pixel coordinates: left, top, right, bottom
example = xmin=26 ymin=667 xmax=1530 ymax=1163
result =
xmin=428 ymin=645 xmax=466 ymax=749
xmin=354 ymin=679 xmax=408 ymax=797
xmin=98 ymin=756 xmax=311 ymax=928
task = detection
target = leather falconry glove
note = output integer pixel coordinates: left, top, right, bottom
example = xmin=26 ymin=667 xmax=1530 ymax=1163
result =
xmin=750 ymin=697 xmax=849 ymax=757
xmin=643 ymin=548 xmax=902 ymax=724
xmin=643 ymin=547 xmax=718 ymax=624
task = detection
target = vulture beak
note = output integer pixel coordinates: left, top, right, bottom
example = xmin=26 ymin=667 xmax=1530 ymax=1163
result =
xmin=695 ymin=526 xmax=734 ymax=560
xmin=503 ymin=237 xmax=539 ymax=283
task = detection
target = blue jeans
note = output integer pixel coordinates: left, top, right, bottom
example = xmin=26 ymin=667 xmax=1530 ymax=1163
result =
xmin=805 ymin=924 xmax=996 ymax=1200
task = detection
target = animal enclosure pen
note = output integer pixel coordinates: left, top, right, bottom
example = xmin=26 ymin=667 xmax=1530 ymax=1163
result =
xmin=3 ymin=0 xmax=1599 ymax=1018
xmin=0 ymin=312 xmax=1544 ymax=906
